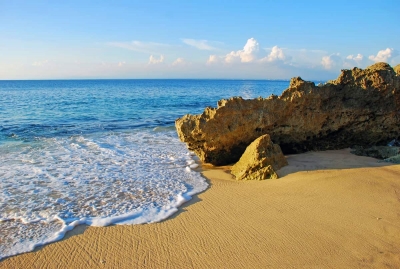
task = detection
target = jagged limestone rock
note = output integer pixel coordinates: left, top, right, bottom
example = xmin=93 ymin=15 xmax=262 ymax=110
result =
xmin=231 ymin=134 xmax=288 ymax=181
xmin=394 ymin=64 xmax=400 ymax=75
xmin=176 ymin=62 xmax=400 ymax=165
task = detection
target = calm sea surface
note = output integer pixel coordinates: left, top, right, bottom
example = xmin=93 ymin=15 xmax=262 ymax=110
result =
xmin=0 ymin=79 xmax=291 ymax=259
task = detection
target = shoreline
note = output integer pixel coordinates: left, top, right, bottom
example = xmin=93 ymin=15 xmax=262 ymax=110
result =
xmin=1 ymin=149 xmax=400 ymax=268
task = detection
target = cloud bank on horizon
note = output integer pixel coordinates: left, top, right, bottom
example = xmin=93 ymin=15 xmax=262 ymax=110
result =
xmin=2 ymin=37 xmax=399 ymax=80
xmin=113 ymin=37 xmax=399 ymax=79
xmin=206 ymin=37 xmax=399 ymax=68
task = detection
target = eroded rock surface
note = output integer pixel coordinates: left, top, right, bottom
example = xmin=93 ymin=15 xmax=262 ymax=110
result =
xmin=394 ymin=64 xmax=400 ymax=75
xmin=176 ymin=62 xmax=400 ymax=165
xmin=231 ymin=134 xmax=287 ymax=181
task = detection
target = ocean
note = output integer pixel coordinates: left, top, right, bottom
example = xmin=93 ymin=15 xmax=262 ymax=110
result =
xmin=0 ymin=79 xmax=290 ymax=259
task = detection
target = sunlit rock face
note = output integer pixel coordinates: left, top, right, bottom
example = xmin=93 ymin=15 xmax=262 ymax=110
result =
xmin=176 ymin=62 xmax=400 ymax=166
xmin=230 ymin=134 xmax=288 ymax=181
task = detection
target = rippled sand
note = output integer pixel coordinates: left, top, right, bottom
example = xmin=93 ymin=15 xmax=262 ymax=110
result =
xmin=2 ymin=149 xmax=400 ymax=268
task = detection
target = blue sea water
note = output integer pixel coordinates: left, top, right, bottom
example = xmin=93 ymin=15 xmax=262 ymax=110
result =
xmin=0 ymin=79 xmax=290 ymax=259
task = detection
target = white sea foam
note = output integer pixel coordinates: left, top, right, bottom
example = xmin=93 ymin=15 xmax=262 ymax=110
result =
xmin=0 ymin=130 xmax=207 ymax=260
xmin=190 ymin=163 xmax=199 ymax=169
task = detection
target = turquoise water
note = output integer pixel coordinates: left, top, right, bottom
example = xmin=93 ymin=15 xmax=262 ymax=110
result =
xmin=0 ymin=79 xmax=289 ymax=259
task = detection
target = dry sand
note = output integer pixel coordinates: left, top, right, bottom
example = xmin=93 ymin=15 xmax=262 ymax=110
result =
xmin=1 ymin=149 xmax=400 ymax=268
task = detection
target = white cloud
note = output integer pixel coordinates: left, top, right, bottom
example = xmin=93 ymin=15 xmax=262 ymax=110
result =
xmin=181 ymin=39 xmax=216 ymax=50
xmin=368 ymin=48 xmax=398 ymax=62
xmin=346 ymin=54 xmax=363 ymax=62
xmin=224 ymin=38 xmax=259 ymax=63
xmin=343 ymin=53 xmax=365 ymax=68
xmin=172 ymin=58 xmax=186 ymax=66
xmin=207 ymin=55 xmax=220 ymax=64
xmin=118 ymin=61 xmax=126 ymax=67
xmin=275 ymin=48 xmax=326 ymax=68
xmin=148 ymin=55 xmax=164 ymax=64
xmin=109 ymin=41 xmax=170 ymax=54
xmin=32 ymin=60 xmax=48 ymax=66
xmin=321 ymin=53 xmax=342 ymax=70
xmin=260 ymin=46 xmax=287 ymax=62
xmin=225 ymin=51 xmax=240 ymax=63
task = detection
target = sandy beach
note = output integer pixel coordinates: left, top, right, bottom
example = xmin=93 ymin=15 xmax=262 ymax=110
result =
xmin=1 ymin=149 xmax=400 ymax=268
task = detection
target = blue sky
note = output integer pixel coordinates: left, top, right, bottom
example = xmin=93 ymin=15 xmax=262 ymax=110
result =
xmin=1 ymin=0 xmax=399 ymax=80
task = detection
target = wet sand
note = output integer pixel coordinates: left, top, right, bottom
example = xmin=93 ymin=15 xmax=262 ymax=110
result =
xmin=1 ymin=149 xmax=400 ymax=268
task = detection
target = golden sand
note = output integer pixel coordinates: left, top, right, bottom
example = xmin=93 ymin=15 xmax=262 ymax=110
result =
xmin=1 ymin=149 xmax=400 ymax=268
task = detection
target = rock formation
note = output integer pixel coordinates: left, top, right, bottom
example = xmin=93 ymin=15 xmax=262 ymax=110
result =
xmin=175 ymin=62 xmax=400 ymax=165
xmin=383 ymin=154 xmax=400 ymax=164
xmin=351 ymin=146 xmax=400 ymax=159
xmin=231 ymin=134 xmax=287 ymax=180
xmin=394 ymin=64 xmax=400 ymax=75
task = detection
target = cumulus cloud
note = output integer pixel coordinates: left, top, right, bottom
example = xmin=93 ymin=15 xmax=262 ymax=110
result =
xmin=32 ymin=60 xmax=48 ymax=66
xmin=172 ymin=58 xmax=186 ymax=66
xmin=321 ymin=53 xmax=342 ymax=70
xmin=343 ymin=53 xmax=365 ymax=68
xmin=368 ymin=48 xmax=398 ymax=62
xmin=260 ymin=46 xmax=287 ymax=62
xmin=148 ymin=55 xmax=164 ymax=64
xmin=181 ymin=39 xmax=217 ymax=50
xmin=224 ymin=38 xmax=259 ymax=63
xmin=207 ymin=55 xmax=220 ymax=64
xmin=346 ymin=54 xmax=363 ymax=62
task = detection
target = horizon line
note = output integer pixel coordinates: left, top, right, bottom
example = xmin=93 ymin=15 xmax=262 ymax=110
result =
xmin=0 ymin=77 xmax=328 ymax=82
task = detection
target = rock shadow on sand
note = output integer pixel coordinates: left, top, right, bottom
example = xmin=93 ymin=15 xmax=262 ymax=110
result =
xmin=277 ymin=148 xmax=398 ymax=178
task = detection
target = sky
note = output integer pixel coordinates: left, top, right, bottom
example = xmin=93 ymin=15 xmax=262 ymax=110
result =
xmin=1 ymin=0 xmax=399 ymax=80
